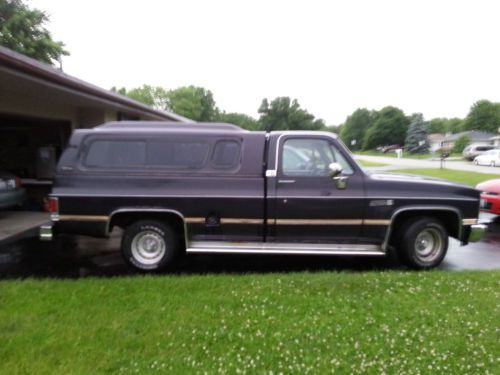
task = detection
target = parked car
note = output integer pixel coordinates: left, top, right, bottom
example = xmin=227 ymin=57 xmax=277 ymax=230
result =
xmin=0 ymin=171 xmax=25 ymax=210
xmin=473 ymin=149 xmax=500 ymax=167
xmin=476 ymin=179 xmax=500 ymax=215
xmin=463 ymin=144 xmax=496 ymax=161
xmin=381 ymin=145 xmax=404 ymax=153
xmin=40 ymin=121 xmax=485 ymax=271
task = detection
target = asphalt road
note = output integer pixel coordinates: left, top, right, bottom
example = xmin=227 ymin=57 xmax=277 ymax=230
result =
xmin=355 ymin=155 xmax=500 ymax=175
xmin=0 ymin=216 xmax=498 ymax=279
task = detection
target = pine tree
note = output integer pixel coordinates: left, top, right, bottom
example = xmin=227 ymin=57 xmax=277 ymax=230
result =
xmin=405 ymin=114 xmax=430 ymax=154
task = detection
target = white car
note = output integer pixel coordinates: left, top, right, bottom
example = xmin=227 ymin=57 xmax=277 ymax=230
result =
xmin=473 ymin=149 xmax=500 ymax=167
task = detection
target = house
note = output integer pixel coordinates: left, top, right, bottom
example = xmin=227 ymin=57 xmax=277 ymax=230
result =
xmin=440 ymin=131 xmax=494 ymax=149
xmin=0 ymin=46 xmax=192 ymax=206
xmin=428 ymin=133 xmax=445 ymax=153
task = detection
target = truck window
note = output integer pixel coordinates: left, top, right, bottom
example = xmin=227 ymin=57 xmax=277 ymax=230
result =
xmin=85 ymin=140 xmax=146 ymax=168
xmin=282 ymin=138 xmax=353 ymax=176
xmin=211 ymin=140 xmax=241 ymax=168
xmin=147 ymin=141 xmax=209 ymax=168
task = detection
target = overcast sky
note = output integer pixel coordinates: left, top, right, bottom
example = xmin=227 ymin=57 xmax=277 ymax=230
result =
xmin=29 ymin=0 xmax=500 ymax=125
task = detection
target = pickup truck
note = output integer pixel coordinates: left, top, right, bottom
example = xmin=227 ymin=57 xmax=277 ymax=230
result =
xmin=40 ymin=121 xmax=485 ymax=271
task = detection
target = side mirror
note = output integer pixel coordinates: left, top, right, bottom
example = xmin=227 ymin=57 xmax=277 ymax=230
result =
xmin=329 ymin=162 xmax=343 ymax=178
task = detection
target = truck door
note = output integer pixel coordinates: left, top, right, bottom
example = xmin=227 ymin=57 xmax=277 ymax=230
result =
xmin=268 ymin=134 xmax=365 ymax=243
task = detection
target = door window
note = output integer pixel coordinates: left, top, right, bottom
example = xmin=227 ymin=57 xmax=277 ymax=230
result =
xmin=282 ymin=138 xmax=353 ymax=176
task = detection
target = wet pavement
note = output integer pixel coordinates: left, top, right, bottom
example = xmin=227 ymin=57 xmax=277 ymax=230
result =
xmin=0 ymin=216 xmax=499 ymax=279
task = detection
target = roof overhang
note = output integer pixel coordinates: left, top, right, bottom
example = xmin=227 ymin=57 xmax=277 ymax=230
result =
xmin=0 ymin=46 xmax=194 ymax=123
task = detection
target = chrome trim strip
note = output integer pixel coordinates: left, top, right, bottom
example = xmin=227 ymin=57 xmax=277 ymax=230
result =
xmin=187 ymin=241 xmax=383 ymax=256
xmin=381 ymin=206 xmax=463 ymax=251
xmin=463 ymin=218 xmax=478 ymax=225
xmin=58 ymin=215 xmax=109 ymax=222
xmin=275 ymin=219 xmax=363 ymax=225
xmin=52 ymin=194 xmax=263 ymax=199
xmin=220 ymin=218 xmax=264 ymax=225
xmin=274 ymin=196 xmax=479 ymax=201
xmin=50 ymin=193 xmax=479 ymax=202
xmin=364 ymin=219 xmax=391 ymax=225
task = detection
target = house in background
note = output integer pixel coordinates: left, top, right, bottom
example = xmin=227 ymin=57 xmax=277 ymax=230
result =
xmin=440 ymin=130 xmax=494 ymax=149
xmin=490 ymin=135 xmax=500 ymax=147
xmin=428 ymin=133 xmax=445 ymax=153
xmin=0 ymin=46 xmax=192 ymax=205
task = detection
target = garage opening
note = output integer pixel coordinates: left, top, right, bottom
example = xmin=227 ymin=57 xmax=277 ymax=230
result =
xmin=0 ymin=113 xmax=71 ymax=210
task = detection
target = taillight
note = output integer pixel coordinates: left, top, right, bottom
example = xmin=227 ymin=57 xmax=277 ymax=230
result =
xmin=48 ymin=197 xmax=59 ymax=214
xmin=15 ymin=177 xmax=21 ymax=188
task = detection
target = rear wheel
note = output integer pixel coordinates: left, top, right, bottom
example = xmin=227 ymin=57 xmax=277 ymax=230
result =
xmin=121 ymin=220 xmax=178 ymax=272
xmin=393 ymin=217 xmax=448 ymax=270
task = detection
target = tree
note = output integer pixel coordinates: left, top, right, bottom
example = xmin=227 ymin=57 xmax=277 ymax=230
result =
xmin=463 ymin=100 xmax=500 ymax=133
xmin=0 ymin=0 xmax=68 ymax=65
xmin=452 ymin=134 xmax=470 ymax=154
xmin=216 ymin=112 xmax=258 ymax=130
xmin=257 ymin=97 xmax=325 ymax=131
xmin=362 ymin=106 xmax=409 ymax=150
xmin=111 ymin=85 xmax=169 ymax=110
xmin=405 ymin=113 xmax=430 ymax=154
xmin=428 ymin=118 xmax=463 ymax=134
xmin=339 ymin=108 xmax=377 ymax=151
xmin=165 ymin=86 xmax=217 ymax=122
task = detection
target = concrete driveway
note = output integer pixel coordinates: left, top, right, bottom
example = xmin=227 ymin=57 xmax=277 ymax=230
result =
xmin=0 ymin=215 xmax=498 ymax=279
xmin=355 ymin=154 xmax=500 ymax=175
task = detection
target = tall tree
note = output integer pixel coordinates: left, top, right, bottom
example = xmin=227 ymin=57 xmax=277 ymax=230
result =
xmin=428 ymin=117 xmax=463 ymax=134
xmin=463 ymin=100 xmax=500 ymax=133
xmin=216 ymin=112 xmax=258 ymax=130
xmin=362 ymin=106 xmax=409 ymax=150
xmin=339 ymin=108 xmax=377 ymax=151
xmin=405 ymin=113 xmax=430 ymax=154
xmin=257 ymin=97 xmax=325 ymax=131
xmin=166 ymin=86 xmax=217 ymax=121
xmin=111 ymin=85 xmax=169 ymax=110
xmin=0 ymin=0 xmax=68 ymax=65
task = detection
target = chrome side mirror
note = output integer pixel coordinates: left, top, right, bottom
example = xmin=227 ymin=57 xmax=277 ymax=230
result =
xmin=329 ymin=162 xmax=348 ymax=190
xmin=329 ymin=162 xmax=343 ymax=178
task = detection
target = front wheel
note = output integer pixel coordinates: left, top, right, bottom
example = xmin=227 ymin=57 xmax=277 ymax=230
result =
xmin=394 ymin=217 xmax=448 ymax=270
xmin=121 ymin=220 xmax=178 ymax=272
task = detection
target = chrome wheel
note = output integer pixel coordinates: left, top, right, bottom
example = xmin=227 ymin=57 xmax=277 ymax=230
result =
xmin=131 ymin=230 xmax=166 ymax=265
xmin=414 ymin=228 xmax=443 ymax=263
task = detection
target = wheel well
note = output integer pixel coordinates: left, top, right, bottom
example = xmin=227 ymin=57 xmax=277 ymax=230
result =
xmin=390 ymin=210 xmax=460 ymax=241
xmin=109 ymin=211 xmax=187 ymax=249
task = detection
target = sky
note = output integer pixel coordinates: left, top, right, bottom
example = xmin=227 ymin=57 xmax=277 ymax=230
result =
xmin=28 ymin=0 xmax=500 ymax=125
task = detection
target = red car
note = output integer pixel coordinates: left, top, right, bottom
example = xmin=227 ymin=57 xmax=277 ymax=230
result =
xmin=476 ymin=179 xmax=500 ymax=215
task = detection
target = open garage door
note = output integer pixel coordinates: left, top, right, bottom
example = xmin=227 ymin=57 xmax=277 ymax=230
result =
xmin=0 ymin=113 xmax=71 ymax=209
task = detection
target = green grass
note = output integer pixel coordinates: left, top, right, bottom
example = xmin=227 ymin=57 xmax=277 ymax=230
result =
xmin=1 ymin=272 xmax=499 ymax=374
xmin=356 ymin=159 xmax=388 ymax=167
xmin=390 ymin=168 xmax=500 ymax=187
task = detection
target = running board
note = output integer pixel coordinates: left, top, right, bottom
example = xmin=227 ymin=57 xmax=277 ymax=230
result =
xmin=186 ymin=241 xmax=385 ymax=256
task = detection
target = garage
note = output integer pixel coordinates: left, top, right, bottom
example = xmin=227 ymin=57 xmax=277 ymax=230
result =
xmin=0 ymin=46 xmax=190 ymax=242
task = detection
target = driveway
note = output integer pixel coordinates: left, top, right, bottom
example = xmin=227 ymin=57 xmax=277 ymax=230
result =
xmin=0 ymin=216 xmax=498 ymax=279
xmin=355 ymin=154 xmax=500 ymax=175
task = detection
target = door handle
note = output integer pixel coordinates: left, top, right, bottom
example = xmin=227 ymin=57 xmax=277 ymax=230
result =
xmin=278 ymin=179 xmax=296 ymax=184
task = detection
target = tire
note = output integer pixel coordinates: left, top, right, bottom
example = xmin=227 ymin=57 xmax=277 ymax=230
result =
xmin=121 ymin=220 xmax=178 ymax=272
xmin=393 ymin=217 xmax=448 ymax=270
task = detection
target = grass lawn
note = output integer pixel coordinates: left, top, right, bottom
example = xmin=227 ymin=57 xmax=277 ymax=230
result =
xmin=1 ymin=272 xmax=499 ymax=374
xmin=390 ymin=168 xmax=500 ymax=187
xmin=356 ymin=159 xmax=388 ymax=168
